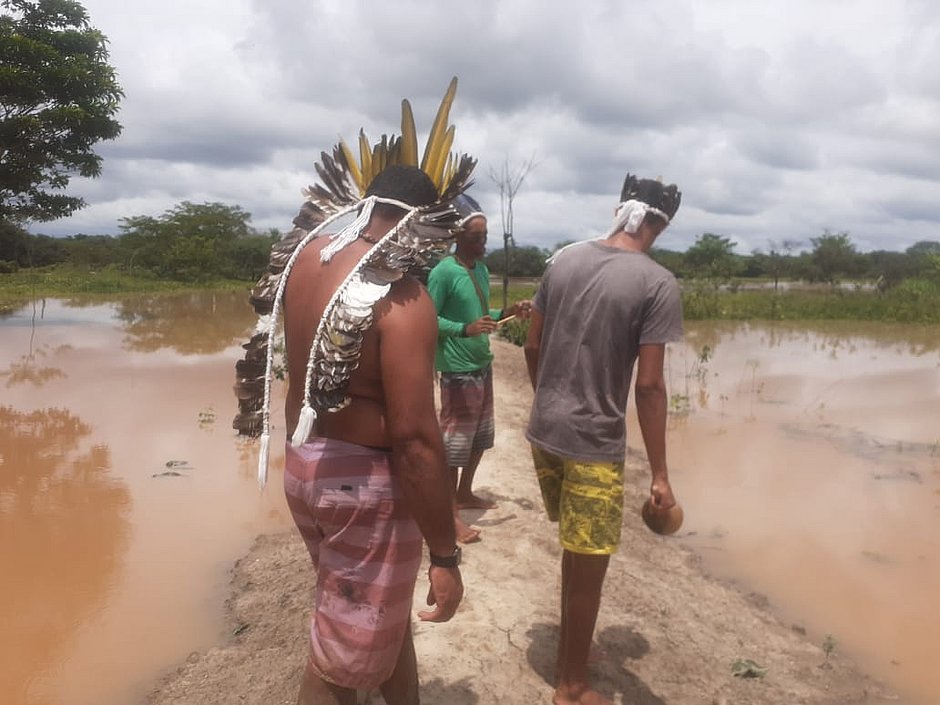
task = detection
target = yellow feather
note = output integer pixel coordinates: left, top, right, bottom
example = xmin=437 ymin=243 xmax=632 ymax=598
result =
xmin=338 ymin=139 xmax=364 ymax=193
xmin=374 ymin=135 xmax=388 ymax=175
xmin=440 ymin=152 xmax=455 ymax=192
xmin=428 ymin=125 xmax=456 ymax=187
xmin=399 ymin=100 xmax=419 ymax=167
xmin=421 ymin=76 xmax=458 ymax=173
xmin=358 ymin=130 xmax=373 ymax=192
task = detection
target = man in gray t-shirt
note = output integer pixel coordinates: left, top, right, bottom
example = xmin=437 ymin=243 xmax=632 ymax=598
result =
xmin=523 ymin=173 xmax=683 ymax=705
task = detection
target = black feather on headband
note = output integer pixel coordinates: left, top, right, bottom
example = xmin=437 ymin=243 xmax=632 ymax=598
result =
xmin=620 ymin=174 xmax=682 ymax=221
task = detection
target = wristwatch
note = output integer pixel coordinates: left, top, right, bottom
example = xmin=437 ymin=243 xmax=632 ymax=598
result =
xmin=429 ymin=545 xmax=462 ymax=568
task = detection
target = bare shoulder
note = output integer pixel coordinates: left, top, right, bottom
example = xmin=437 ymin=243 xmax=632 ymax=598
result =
xmin=377 ymin=275 xmax=436 ymax=328
xmin=284 ymin=238 xmax=327 ymax=297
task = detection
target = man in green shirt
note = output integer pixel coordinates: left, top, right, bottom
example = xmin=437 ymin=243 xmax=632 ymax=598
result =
xmin=427 ymin=195 xmax=530 ymax=543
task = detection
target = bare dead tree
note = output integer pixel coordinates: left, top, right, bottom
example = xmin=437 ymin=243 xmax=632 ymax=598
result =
xmin=488 ymin=155 xmax=538 ymax=309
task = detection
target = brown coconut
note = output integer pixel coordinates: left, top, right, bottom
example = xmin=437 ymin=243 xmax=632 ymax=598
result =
xmin=641 ymin=498 xmax=684 ymax=536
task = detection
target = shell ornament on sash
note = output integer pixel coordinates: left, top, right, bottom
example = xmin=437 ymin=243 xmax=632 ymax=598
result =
xmin=233 ymin=77 xmax=476 ymax=488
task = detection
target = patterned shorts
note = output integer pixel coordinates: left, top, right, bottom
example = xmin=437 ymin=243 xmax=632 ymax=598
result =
xmin=439 ymin=366 xmax=495 ymax=467
xmin=530 ymin=444 xmax=625 ymax=555
xmin=284 ymin=438 xmax=423 ymax=690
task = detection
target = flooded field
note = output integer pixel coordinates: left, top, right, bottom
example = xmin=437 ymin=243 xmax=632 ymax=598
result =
xmin=0 ymin=293 xmax=292 ymax=705
xmin=630 ymin=320 xmax=940 ymax=705
xmin=2 ymin=293 xmax=938 ymax=704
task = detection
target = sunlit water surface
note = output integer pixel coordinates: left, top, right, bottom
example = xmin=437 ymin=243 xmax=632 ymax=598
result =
xmin=3 ymin=297 xmax=939 ymax=705
xmin=626 ymin=320 xmax=940 ymax=705
xmin=0 ymin=293 xmax=291 ymax=705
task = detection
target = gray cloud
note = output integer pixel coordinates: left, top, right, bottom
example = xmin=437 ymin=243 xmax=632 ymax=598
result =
xmin=23 ymin=0 xmax=940 ymax=255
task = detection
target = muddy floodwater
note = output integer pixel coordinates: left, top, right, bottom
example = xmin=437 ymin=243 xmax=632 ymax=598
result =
xmin=2 ymin=293 xmax=939 ymax=705
xmin=0 ymin=293 xmax=292 ymax=705
xmin=627 ymin=320 xmax=939 ymax=705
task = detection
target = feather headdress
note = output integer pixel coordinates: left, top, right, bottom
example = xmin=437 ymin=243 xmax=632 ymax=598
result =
xmin=610 ymin=173 xmax=682 ymax=235
xmin=233 ymin=77 xmax=476 ymax=488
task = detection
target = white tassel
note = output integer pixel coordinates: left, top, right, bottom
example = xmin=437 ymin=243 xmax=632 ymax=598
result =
xmin=320 ymin=198 xmax=376 ymax=262
xmin=257 ymin=432 xmax=271 ymax=490
xmin=291 ymin=405 xmax=316 ymax=447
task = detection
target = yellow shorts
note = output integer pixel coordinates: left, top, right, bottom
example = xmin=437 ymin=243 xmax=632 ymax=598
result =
xmin=530 ymin=445 xmax=625 ymax=556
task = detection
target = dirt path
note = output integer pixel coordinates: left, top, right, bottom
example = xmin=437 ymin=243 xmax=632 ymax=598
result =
xmin=146 ymin=339 xmax=905 ymax=705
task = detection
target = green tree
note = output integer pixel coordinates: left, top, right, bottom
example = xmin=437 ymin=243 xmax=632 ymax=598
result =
xmin=904 ymin=240 xmax=940 ymax=279
xmin=906 ymin=240 xmax=940 ymax=258
xmin=483 ymin=244 xmax=550 ymax=277
xmin=924 ymin=253 xmax=940 ymax=283
xmin=649 ymin=247 xmax=685 ymax=275
xmin=0 ymin=221 xmax=64 ymax=266
xmin=0 ymin=0 xmax=123 ymax=223
xmin=61 ymin=232 xmax=118 ymax=268
xmin=863 ymin=250 xmax=921 ymax=289
xmin=0 ymin=216 xmax=26 ymax=266
xmin=810 ymin=230 xmax=860 ymax=284
xmin=118 ymin=201 xmax=269 ymax=281
xmin=752 ymin=239 xmax=800 ymax=290
xmin=684 ymin=233 xmax=740 ymax=281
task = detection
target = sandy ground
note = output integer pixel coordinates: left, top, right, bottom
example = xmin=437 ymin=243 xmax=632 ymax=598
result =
xmin=146 ymin=339 xmax=906 ymax=705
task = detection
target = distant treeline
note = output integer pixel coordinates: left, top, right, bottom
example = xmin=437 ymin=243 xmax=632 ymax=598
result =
xmin=4 ymin=203 xmax=940 ymax=292
xmin=487 ymin=232 xmax=940 ymax=290
xmin=1 ymin=202 xmax=278 ymax=282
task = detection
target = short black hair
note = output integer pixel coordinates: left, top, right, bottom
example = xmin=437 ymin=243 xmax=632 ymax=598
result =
xmin=366 ymin=165 xmax=439 ymax=209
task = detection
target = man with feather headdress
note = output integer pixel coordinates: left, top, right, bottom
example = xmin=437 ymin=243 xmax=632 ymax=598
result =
xmin=233 ymin=79 xmax=475 ymax=704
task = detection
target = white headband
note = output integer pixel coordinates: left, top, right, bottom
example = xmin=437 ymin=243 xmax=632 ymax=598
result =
xmin=457 ymin=211 xmax=486 ymax=229
xmin=608 ymin=199 xmax=671 ymax=236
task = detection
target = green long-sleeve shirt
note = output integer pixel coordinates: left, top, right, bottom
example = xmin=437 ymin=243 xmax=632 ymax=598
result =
xmin=426 ymin=255 xmax=502 ymax=372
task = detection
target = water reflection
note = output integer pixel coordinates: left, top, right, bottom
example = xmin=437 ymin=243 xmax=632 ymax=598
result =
xmin=652 ymin=320 xmax=940 ymax=705
xmin=685 ymin=319 xmax=940 ymax=358
xmin=115 ymin=290 xmax=255 ymax=354
xmin=0 ymin=292 xmax=291 ymax=705
xmin=0 ymin=407 xmax=130 ymax=704
xmin=0 ymin=344 xmax=67 ymax=387
xmin=0 ymin=300 xmax=67 ymax=388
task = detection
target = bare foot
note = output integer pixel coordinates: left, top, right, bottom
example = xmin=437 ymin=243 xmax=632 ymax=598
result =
xmin=456 ymin=493 xmax=496 ymax=510
xmin=553 ymin=684 xmax=613 ymax=705
xmin=455 ymin=517 xmax=481 ymax=544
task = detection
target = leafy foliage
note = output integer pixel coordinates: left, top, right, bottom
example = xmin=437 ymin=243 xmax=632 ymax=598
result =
xmin=683 ymin=232 xmax=741 ymax=281
xmin=483 ymin=244 xmax=551 ymax=277
xmin=0 ymin=0 xmax=123 ymax=223
xmin=117 ymin=201 xmax=278 ymax=281
xmin=809 ymin=231 xmax=861 ymax=284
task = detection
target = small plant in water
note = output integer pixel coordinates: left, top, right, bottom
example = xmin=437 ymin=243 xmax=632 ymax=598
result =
xmin=820 ymin=633 xmax=837 ymax=668
xmin=669 ymin=393 xmax=692 ymax=416
xmin=198 ymin=407 xmax=216 ymax=429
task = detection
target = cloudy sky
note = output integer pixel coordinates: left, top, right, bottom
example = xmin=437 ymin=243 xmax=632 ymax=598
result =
xmin=29 ymin=0 xmax=940 ymax=254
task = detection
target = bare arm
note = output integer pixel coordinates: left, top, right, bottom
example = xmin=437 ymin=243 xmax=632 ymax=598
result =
xmin=379 ymin=280 xmax=462 ymax=620
xmin=380 ymin=282 xmax=458 ymax=555
xmin=523 ymin=308 xmax=544 ymax=390
xmin=635 ymin=343 xmax=676 ymax=510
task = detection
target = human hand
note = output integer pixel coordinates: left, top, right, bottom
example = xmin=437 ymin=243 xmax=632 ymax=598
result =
xmin=417 ymin=565 xmax=464 ymax=622
xmin=465 ymin=316 xmax=498 ymax=336
xmin=505 ymin=299 xmax=533 ymax=320
xmin=649 ymin=476 xmax=676 ymax=511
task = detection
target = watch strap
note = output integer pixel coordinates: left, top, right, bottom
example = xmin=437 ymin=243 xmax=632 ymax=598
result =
xmin=429 ymin=545 xmax=462 ymax=568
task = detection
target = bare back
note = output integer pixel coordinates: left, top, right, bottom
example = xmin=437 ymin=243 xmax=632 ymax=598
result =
xmin=282 ymin=235 xmax=439 ymax=450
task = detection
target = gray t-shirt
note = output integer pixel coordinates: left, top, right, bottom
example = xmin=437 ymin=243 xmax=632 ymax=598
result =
xmin=526 ymin=240 xmax=683 ymax=462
